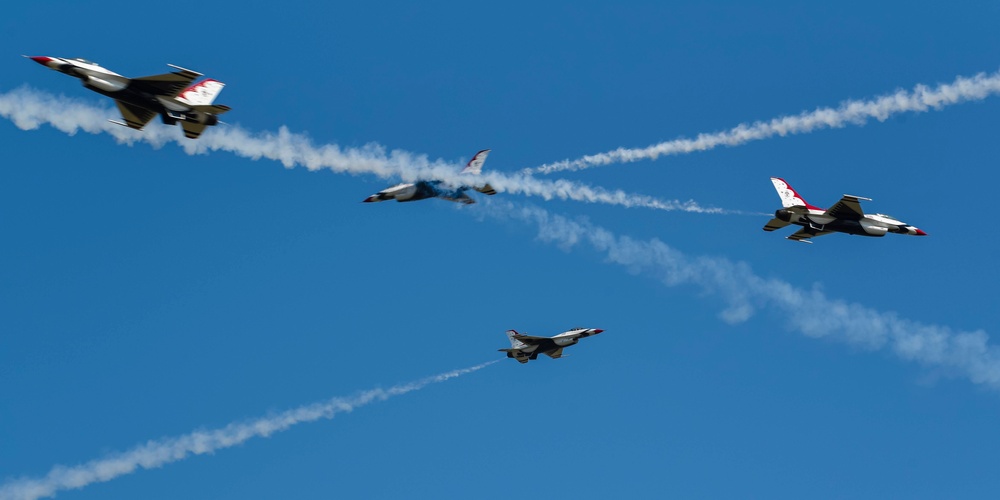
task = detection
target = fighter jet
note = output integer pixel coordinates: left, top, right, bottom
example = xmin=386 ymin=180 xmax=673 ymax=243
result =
xmin=499 ymin=327 xmax=604 ymax=364
xmin=363 ymin=149 xmax=496 ymax=204
xmin=763 ymin=177 xmax=927 ymax=243
xmin=27 ymin=56 xmax=230 ymax=139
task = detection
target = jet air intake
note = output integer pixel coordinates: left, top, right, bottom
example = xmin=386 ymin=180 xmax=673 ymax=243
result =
xmin=392 ymin=184 xmax=418 ymax=201
xmin=860 ymin=221 xmax=889 ymax=236
xmin=83 ymin=75 xmax=126 ymax=92
xmin=553 ymin=337 xmax=579 ymax=347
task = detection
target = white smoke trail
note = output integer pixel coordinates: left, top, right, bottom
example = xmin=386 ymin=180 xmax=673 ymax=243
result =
xmin=478 ymin=200 xmax=1000 ymax=388
xmin=0 ymin=86 xmax=735 ymax=214
xmin=0 ymin=361 xmax=497 ymax=500
xmin=534 ymin=69 xmax=1000 ymax=174
xmin=480 ymin=170 xmax=738 ymax=214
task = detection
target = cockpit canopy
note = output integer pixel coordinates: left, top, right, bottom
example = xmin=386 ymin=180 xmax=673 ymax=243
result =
xmin=72 ymin=58 xmax=99 ymax=66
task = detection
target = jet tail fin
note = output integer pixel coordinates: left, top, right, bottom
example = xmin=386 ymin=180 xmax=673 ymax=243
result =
xmin=176 ymin=79 xmax=226 ymax=106
xmin=770 ymin=177 xmax=820 ymax=210
xmin=505 ymin=329 xmax=527 ymax=349
xmin=461 ymin=149 xmax=491 ymax=175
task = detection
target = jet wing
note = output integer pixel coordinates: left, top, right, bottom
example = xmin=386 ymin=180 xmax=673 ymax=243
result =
xmin=544 ymin=348 xmax=565 ymax=359
xmin=440 ymin=192 xmax=475 ymax=204
xmin=787 ymin=227 xmax=835 ymax=243
xmin=511 ymin=334 xmax=551 ymax=346
xmin=180 ymin=121 xmax=208 ymax=139
xmin=114 ymin=100 xmax=156 ymax=130
xmin=129 ymin=65 xmax=202 ymax=99
xmin=763 ymin=218 xmax=791 ymax=232
xmin=824 ymin=195 xmax=868 ymax=221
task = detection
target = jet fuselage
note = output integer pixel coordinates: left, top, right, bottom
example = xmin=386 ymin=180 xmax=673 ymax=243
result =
xmin=364 ymin=180 xmax=475 ymax=204
xmin=363 ymin=150 xmax=495 ymax=205
xmin=774 ymin=208 xmax=924 ymax=237
xmin=365 ymin=181 xmax=453 ymax=202
xmin=500 ymin=327 xmax=604 ymax=363
xmin=764 ymin=178 xmax=926 ymax=242
xmin=29 ymin=56 xmax=219 ymax=127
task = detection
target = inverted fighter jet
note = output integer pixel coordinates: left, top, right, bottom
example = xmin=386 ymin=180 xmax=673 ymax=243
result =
xmin=27 ymin=56 xmax=230 ymax=139
xmin=363 ymin=149 xmax=496 ymax=204
xmin=763 ymin=177 xmax=927 ymax=243
xmin=499 ymin=327 xmax=604 ymax=364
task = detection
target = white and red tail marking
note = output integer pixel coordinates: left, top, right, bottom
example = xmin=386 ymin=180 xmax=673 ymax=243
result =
xmin=506 ymin=330 xmax=527 ymax=348
xmin=461 ymin=149 xmax=491 ymax=174
xmin=176 ymin=78 xmax=225 ymax=106
xmin=770 ymin=177 xmax=822 ymax=210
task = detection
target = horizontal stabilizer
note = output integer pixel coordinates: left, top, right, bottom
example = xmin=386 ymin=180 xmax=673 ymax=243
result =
xmin=180 ymin=121 xmax=209 ymax=140
xmin=191 ymin=104 xmax=232 ymax=115
xmin=787 ymin=227 xmax=833 ymax=242
xmin=474 ymin=183 xmax=497 ymax=196
xmin=762 ymin=218 xmax=790 ymax=232
xmin=499 ymin=348 xmax=530 ymax=364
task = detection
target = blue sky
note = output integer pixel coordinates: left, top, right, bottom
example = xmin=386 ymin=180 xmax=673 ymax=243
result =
xmin=3 ymin=1 xmax=1000 ymax=498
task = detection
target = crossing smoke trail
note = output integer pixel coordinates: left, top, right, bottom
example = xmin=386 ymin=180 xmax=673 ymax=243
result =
xmin=0 ymin=86 xmax=735 ymax=215
xmin=478 ymin=200 xmax=1000 ymax=389
xmin=534 ymin=69 xmax=1000 ymax=174
xmin=0 ymin=361 xmax=497 ymax=500
xmin=480 ymin=170 xmax=739 ymax=214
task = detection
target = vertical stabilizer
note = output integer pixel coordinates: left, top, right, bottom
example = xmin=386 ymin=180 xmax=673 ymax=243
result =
xmin=506 ymin=330 xmax=527 ymax=348
xmin=176 ymin=79 xmax=226 ymax=106
xmin=461 ymin=149 xmax=491 ymax=175
xmin=770 ymin=177 xmax=821 ymax=210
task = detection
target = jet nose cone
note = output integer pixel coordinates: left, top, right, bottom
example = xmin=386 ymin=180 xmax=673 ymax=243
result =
xmin=362 ymin=195 xmax=379 ymax=203
xmin=28 ymin=56 xmax=53 ymax=66
xmin=592 ymin=329 xmax=604 ymax=334
xmin=914 ymin=229 xmax=927 ymax=236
